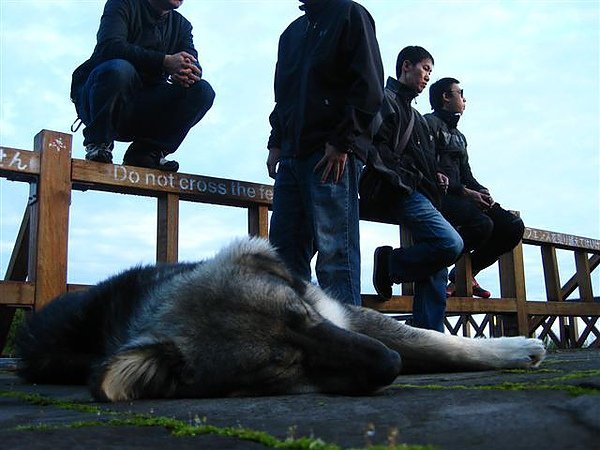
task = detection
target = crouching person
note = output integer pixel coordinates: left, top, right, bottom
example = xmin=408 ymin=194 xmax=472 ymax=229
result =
xmin=71 ymin=0 xmax=215 ymax=172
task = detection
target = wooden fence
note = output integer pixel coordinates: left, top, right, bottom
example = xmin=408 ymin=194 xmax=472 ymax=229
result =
xmin=1 ymin=130 xmax=599 ymax=353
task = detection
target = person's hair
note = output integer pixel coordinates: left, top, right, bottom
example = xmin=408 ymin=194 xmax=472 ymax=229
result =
xmin=429 ymin=77 xmax=460 ymax=111
xmin=395 ymin=46 xmax=434 ymax=79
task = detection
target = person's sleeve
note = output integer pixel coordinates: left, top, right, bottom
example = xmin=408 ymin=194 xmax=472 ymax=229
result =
xmin=95 ymin=0 xmax=165 ymax=74
xmin=328 ymin=5 xmax=384 ymax=155
xmin=459 ymin=136 xmax=487 ymax=192
xmin=267 ymin=38 xmax=283 ymax=150
xmin=178 ymin=19 xmax=201 ymax=71
xmin=268 ymin=102 xmax=282 ymax=150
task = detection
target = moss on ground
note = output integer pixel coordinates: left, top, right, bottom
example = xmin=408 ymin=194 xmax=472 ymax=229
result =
xmin=0 ymin=390 xmax=434 ymax=450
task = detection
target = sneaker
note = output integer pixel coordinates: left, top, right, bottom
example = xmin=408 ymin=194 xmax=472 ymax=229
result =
xmin=123 ymin=143 xmax=179 ymax=172
xmin=373 ymin=246 xmax=393 ymax=300
xmin=446 ymin=282 xmax=455 ymax=298
xmin=472 ymin=278 xmax=491 ymax=298
xmin=85 ymin=142 xmax=114 ymax=163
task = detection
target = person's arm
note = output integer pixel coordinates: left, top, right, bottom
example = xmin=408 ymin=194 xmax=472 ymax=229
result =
xmin=95 ymin=0 xmax=165 ymax=73
xmin=95 ymin=0 xmax=200 ymax=85
xmin=167 ymin=19 xmax=202 ymax=87
xmin=458 ymin=133 xmax=487 ymax=193
xmin=327 ymin=5 xmax=384 ymax=159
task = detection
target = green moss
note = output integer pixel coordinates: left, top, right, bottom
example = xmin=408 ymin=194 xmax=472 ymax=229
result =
xmin=545 ymin=369 xmax=600 ymax=382
xmin=0 ymin=391 xmax=113 ymax=415
xmin=391 ymin=382 xmax=599 ymax=396
xmin=500 ymin=368 xmax=559 ymax=374
xmin=1 ymin=390 xmax=435 ymax=450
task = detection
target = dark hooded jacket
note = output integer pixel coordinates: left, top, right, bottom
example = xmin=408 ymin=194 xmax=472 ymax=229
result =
xmin=369 ymin=77 xmax=441 ymax=207
xmin=70 ymin=0 xmax=199 ymax=101
xmin=267 ymin=0 xmax=384 ymax=162
xmin=424 ymin=110 xmax=487 ymax=195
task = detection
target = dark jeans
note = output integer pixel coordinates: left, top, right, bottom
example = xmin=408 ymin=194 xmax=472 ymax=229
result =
xmin=441 ymin=195 xmax=525 ymax=277
xmin=74 ymin=59 xmax=215 ymax=154
xmin=388 ymin=191 xmax=464 ymax=332
xmin=269 ymin=152 xmax=363 ymax=306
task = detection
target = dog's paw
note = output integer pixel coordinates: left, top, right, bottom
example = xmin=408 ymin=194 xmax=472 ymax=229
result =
xmin=493 ymin=336 xmax=546 ymax=369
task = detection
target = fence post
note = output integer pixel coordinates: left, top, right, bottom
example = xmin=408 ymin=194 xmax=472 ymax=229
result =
xmin=499 ymin=240 xmax=528 ymax=336
xmin=248 ymin=204 xmax=269 ymax=237
xmin=157 ymin=193 xmax=179 ymax=263
xmin=28 ymin=130 xmax=72 ymax=310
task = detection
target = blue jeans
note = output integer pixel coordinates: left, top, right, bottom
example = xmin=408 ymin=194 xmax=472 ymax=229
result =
xmin=389 ymin=191 xmax=464 ymax=332
xmin=269 ymin=152 xmax=362 ymax=306
xmin=74 ymin=59 xmax=215 ymax=154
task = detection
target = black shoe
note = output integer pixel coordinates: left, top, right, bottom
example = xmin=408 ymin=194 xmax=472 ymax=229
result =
xmin=123 ymin=143 xmax=179 ymax=172
xmin=373 ymin=246 xmax=393 ymax=300
xmin=85 ymin=142 xmax=114 ymax=163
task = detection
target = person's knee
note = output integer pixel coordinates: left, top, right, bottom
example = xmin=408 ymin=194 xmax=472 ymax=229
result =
xmin=190 ymin=79 xmax=216 ymax=108
xmin=438 ymin=231 xmax=464 ymax=265
xmin=92 ymin=59 xmax=138 ymax=87
xmin=502 ymin=216 xmax=525 ymax=247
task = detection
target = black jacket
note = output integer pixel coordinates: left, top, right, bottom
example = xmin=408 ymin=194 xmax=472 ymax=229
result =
xmin=267 ymin=0 xmax=384 ymax=161
xmin=370 ymin=77 xmax=441 ymax=206
xmin=424 ymin=110 xmax=487 ymax=195
xmin=71 ymin=0 xmax=199 ymax=101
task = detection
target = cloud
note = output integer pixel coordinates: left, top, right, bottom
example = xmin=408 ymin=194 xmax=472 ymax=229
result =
xmin=0 ymin=0 xmax=598 ymax=298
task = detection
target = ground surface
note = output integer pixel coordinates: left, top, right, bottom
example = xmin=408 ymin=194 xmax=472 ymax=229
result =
xmin=1 ymin=349 xmax=599 ymax=450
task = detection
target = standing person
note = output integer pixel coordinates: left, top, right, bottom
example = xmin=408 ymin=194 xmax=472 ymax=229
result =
xmin=267 ymin=0 xmax=384 ymax=306
xmin=368 ymin=46 xmax=463 ymax=332
xmin=71 ymin=0 xmax=215 ymax=172
xmin=425 ymin=78 xmax=525 ymax=298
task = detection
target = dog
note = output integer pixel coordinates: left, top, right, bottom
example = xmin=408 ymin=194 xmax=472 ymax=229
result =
xmin=16 ymin=237 xmax=545 ymax=401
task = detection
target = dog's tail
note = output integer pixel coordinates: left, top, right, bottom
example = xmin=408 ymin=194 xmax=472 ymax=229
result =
xmin=346 ymin=306 xmax=546 ymax=373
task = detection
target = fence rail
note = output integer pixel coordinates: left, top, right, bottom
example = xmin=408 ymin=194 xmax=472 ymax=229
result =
xmin=1 ymin=130 xmax=599 ymax=353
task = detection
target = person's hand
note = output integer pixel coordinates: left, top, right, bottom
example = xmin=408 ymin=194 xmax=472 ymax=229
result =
xmin=464 ymin=187 xmax=494 ymax=210
xmin=314 ymin=143 xmax=348 ymax=183
xmin=437 ymin=172 xmax=449 ymax=193
xmin=164 ymin=52 xmax=202 ymax=87
xmin=266 ymin=147 xmax=281 ymax=179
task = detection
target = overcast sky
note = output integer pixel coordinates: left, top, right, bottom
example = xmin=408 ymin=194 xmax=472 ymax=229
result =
xmin=1 ymin=0 xmax=598 ymax=299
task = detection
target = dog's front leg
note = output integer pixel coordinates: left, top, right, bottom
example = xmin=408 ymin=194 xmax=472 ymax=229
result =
xmin=345 ymin=306 xmax=546 ymax=373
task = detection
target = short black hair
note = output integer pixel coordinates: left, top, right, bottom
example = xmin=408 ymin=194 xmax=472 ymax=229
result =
xmin=429 ymin=77 xmax=460 ymax=111
xmin=395 ymin=46 xmax=434 ymax=79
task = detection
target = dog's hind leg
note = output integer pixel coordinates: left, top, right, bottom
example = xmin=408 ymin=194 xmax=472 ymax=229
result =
xmin=91 ymin=339 xmax=188 ymax=402
xmin=346 ymin=306 xmax=545 ymax=373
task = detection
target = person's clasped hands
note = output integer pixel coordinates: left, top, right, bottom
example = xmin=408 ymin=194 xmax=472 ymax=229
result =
xmin=164 ymin=51 xmax=202 ymax=87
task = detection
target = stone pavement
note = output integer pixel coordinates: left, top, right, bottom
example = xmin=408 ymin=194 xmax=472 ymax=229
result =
xmin=0 ymin=349 xmax=598 ymax=450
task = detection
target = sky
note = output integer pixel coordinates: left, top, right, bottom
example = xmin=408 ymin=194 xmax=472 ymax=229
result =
xmin=1 ymin=0 xmax=599 ymax=300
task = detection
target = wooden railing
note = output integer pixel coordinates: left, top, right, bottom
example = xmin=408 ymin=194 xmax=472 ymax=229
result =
xmin=1 ymin=130 xmax=599 ymax=353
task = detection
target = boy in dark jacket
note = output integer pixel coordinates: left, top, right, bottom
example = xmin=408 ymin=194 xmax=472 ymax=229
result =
xmin=425 ymin=78 xmax=524 ymax=297
xmin=71 ymin=0 xmax=215 ymax=172
xmin=267 ymin=0 xmax=384 ymax=306
xmin=370 ymin=46 xmax=463 ymax=332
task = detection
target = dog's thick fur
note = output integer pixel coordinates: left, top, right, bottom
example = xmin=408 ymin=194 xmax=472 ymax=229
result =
xmin=17 ymin=237 xmax=545 ymax=401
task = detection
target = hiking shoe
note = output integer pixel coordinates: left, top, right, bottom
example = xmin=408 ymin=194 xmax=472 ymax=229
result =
xmin=85 ymin=142 xmax=114 ymax=163
xmin=472 ymin=278 xmax=491 ymax=298
xmin=373 ymin=246 xmax=393 ymax=300
xmin=123 ymin=143 xmax=179 ymax=172
xmin=446 ymin=282 xmax=456 ymax=298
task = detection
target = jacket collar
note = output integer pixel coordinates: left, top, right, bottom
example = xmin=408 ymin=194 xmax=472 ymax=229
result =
xmin=433 ymin=109 xmax=461 ymax=129
xmin=300 ymin=0 xmax=336 ymax=23
xmin=144 ymin=0 xmax=171 ymax=23
xmin=385 ymin=77 xmax=419 ymax=103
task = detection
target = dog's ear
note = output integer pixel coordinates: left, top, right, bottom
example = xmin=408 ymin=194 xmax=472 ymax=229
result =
xmin=238 ymin=251 xmax=307 ymax=296
xmin=90 ymin=340 xmax=187 ymax=402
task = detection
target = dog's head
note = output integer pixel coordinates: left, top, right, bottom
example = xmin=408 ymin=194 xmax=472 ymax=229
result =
xmin=99 ymin=237 xmax=401 ymax=400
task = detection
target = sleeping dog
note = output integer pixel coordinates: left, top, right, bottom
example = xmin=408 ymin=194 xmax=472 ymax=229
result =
xmin=17 ymin=237 xmax=545 ymax=401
